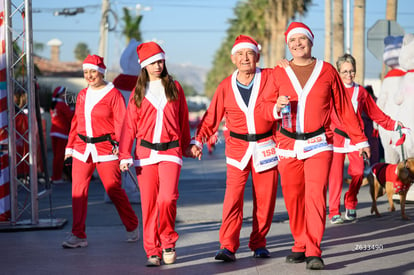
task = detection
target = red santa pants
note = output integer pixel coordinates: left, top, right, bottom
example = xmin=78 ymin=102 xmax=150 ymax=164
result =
xmin=71 ymin=157 xmax=138 ymax=239
xmin=278 ymin=151 xmax=332 ymax=257
xmin=136 ymin=161 xmax=180 ymax=258
xmin=328 ymin=151 xmax=364 ymax=219
xmin=51 ymin=137 xmax=68 ymax=181
xmin=219 ymin=159 xmax=278 ymax=253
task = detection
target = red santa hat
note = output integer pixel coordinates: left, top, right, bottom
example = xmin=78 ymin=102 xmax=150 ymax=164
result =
xmin=136 ymin=42 xmax=165 ymax=68
xmin=82 ymin=54 xmax=106 ymax=74
xmin=284 ymin=22 xmax=314 ymax=44
xmin=52 ymin=86 xmax=66 ymax=98
xmin=231 ymin=35 xmax=260 ymax=55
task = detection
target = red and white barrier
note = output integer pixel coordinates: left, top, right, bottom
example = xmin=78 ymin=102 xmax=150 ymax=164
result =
xmin=0 ymin=2 xmax=11 ymax=222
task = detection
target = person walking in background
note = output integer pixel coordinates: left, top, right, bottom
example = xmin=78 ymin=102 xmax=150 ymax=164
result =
xmin=191 ymin=35 xmax=279 ymax=262
xmin=62 ymin=54 xmax=139 ymax=249
xmin=119 ymin=42 xmax=193 ymax=267
xmin=258 ymin=22 xmax=370 ymax=270
xmin=328 ymin=54 xmax=403 ymax=224
xmin=50 ymin=86 xmax=74 ymax=184
xmin=362 ymin=85 xmax=384 ymax=165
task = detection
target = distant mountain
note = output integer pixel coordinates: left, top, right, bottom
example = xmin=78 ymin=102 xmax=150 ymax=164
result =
xmin=167 ymin=63 xmax=209 ymax=95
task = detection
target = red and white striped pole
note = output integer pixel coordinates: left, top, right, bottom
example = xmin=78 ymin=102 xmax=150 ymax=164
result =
xmin=0 ymin=2 xmax=11 ymax=222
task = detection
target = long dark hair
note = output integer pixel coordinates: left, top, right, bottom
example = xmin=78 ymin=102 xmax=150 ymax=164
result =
xmin=133 ymin=63 xmax=178 ymax=108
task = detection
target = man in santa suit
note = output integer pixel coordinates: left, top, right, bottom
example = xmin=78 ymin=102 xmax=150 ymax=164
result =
xmin=62 ymin=54 xmax=139 ymax=248
xmin=191 ymin=35 xmax=279 ymax=261
xmin=259 ymin=22 xmax=370 ymax=270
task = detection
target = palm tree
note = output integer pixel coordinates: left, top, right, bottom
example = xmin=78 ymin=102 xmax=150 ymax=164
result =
xmin=265 ymin=0 xmax=312 ymax=67
xmin=121 ymin=7 xmax=143 ymax=43
xmin=352 ymin=0 xmax=365 ymax=84
xmin=333 ymin=0 xmax=344 ymax=62
xmin=204 ymin=0 xmax=312 ymax=97
xmin=205 ymin=0 xmax=265 ymax=97
xmin=74 ymin=43 xmax=90 ymax=61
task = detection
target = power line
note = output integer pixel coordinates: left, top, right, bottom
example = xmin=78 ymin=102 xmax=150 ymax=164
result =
xmin=32 ymin=29 xmax=228 ymax=34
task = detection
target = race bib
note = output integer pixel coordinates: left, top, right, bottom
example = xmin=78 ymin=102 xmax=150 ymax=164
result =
xmin=253 ymin=139 xmax=278 ymax=172
xmin=296 ymin=133 xmax=330 ymax=159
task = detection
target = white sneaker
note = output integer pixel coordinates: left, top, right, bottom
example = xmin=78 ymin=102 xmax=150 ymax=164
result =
xmin=62 ymin=234 xmax=88 ymax=248
xmin=146 ymin=255 xmax=161 ymax=267
xmin=126 ymin=227 xmax=139 ymax=242
xmin=330 ymin=215 xmax=344 ymax=224
xmin=163 ymin=248 xmax=176 ymax=264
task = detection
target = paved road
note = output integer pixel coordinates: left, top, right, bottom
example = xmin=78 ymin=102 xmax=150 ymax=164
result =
xmin=1 ymin=140 xmax=414 ymax=274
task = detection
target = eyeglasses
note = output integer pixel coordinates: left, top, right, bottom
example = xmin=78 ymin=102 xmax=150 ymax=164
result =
xmin=340 ymin=70 xmax=356 ymax=75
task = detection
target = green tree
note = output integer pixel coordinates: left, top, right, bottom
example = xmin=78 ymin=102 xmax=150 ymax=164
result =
xmin=180 ymin=82 xmax=198 ymax=97
xmin=74 ymin=43 xmax=90 ymax=61
xmin=204 ymin=0 xmax=312 ymax=98
xmin=122 ymin=7 xmax=143 ymax=43
xmin=33 ymin=42 xmax=45 ymax=56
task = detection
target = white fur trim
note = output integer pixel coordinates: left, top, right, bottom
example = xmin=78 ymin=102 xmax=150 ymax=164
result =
xmin=83 ymin=63 xmax=106 ymax=74
xmin=231 ymin=42 xmax=259 ymax=55
xmin=355 ymin=141 xmax=370 ymax=149
xmin=133 ymin=155 xmax=183 ymax=167
xmin=286 ymin=27 xmax=314 ymax=44
xmin=140 ymin=53 xmax=165 ymax=68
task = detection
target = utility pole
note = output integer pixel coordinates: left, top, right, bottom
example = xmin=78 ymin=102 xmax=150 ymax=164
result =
xmin=385 ymin=0 xmax=398 ymax=21
xmin=98 ymin=0 xmax=110 ymax=60
xmin=324 ymin=0 xmax=332 ymax=63
xmin=345 ymin=0 xmax=351 ymax=53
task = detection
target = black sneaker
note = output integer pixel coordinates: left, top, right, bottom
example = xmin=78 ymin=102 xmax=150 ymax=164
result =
xmin=214 ymin=248 xmax=236 ymax=262
xmin=253 ymin=247 xmax=270 ymax=258
xmin=286 ymin=251 xmax=306 ymax=263
xmin=345 ymin=209 xmax=357 ymax=221
xmin=306 ymin=256 xmax=325 ymax=270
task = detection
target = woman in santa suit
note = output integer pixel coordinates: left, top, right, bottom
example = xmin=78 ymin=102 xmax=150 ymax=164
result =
xmin=119 ymin=42 xmax=193 ymax=267
xmin=50 ymin=86 xmax=74 ymax=184
xmin=259 ymin=22 xmax=370 ymax=270
xmin=62 ymin=54 xmax=139 ymax=249
xmin=328 ymin=53 xmax=403 ymax=224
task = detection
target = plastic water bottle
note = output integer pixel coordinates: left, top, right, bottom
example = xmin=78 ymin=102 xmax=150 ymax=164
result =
xmin=281 ymin=103 xmax=292 ymax=128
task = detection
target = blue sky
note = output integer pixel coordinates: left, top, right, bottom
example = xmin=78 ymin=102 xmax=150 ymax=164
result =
xmin=32 ymin=0 xmax=414 ymax=79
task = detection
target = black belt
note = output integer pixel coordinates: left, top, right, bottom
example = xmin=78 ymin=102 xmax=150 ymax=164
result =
xmin=334 ymin=128 xmax=350 ymax=139
xmin=230 ymin=130 xmax=273 ymax=142
xmin=280 ymin=127 xmax=325 ymax=140
xmin=78 ymin=134 xmax=119 ymax=147
xmin=140 ymin=139 xmax=179 ymax=151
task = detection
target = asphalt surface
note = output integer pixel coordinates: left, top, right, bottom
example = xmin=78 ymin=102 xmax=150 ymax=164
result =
xmin=1 ymin=139 xmax=414 ymax=275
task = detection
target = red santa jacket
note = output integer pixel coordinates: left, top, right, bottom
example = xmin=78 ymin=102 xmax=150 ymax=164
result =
xmin=331 ymin=83 xmax=397 ymax=153
xmin=50 ymin=99 xmax=74 ymax=139
xmin=119 ymin=80 xmax=191 ymax=167
xmin=194 ymin=68 xmax=277 ymax=170
xmin=260 ymin=59 xmax=369 ymax=160
xmin=66 ymin=82 xmax=126 ymax=163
